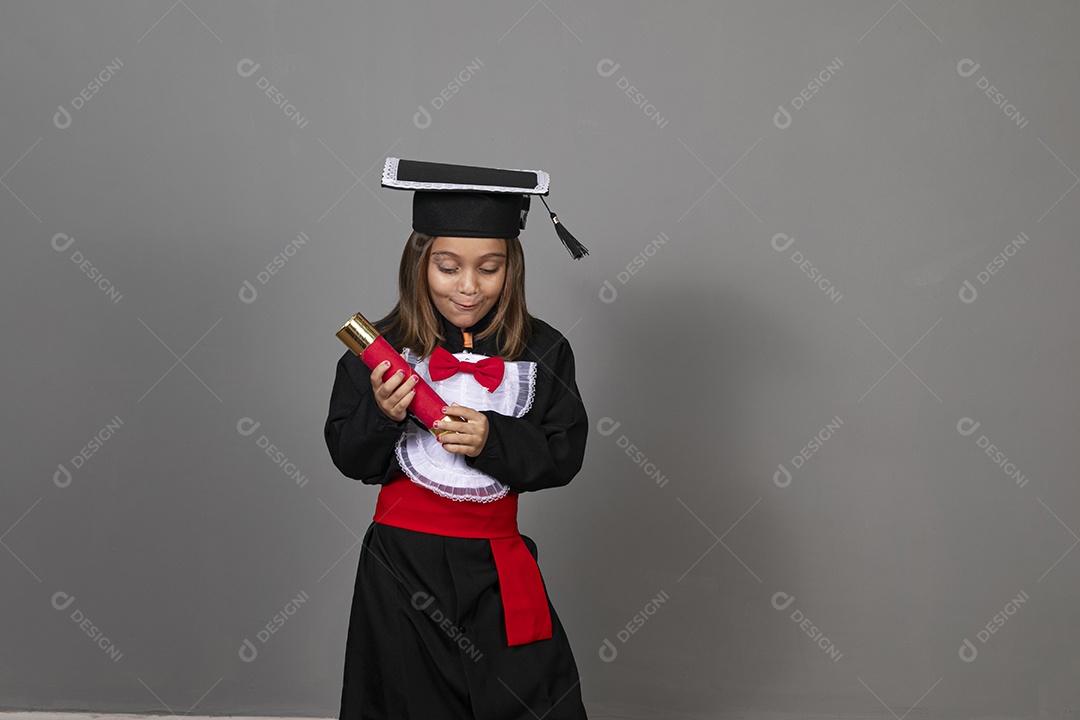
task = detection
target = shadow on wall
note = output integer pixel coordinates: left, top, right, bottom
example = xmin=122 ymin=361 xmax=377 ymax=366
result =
xmin=573 ymin=281 xmax=814 ymax=714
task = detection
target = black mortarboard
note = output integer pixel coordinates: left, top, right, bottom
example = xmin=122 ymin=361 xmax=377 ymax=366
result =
xmin=381 ymin=157 xmax=588 ymax=259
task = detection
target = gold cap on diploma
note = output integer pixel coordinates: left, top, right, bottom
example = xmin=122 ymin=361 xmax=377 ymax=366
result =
xmin=334 ymin=310 xmax=466 ymax=437
xmin=336 ymin=313 xmax=380 ymax=356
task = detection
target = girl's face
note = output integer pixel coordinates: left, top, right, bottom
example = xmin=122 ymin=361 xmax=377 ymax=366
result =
xmin=427 ymin=236 xmax=507 ymax=329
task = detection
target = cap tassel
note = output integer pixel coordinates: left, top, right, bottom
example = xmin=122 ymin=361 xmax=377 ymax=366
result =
xmin=539 ymin=196 xmax=588 ymax=259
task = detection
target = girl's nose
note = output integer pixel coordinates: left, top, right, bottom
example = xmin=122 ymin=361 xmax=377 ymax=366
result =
xmin=458 ymin=272 xmax=478 ymax=293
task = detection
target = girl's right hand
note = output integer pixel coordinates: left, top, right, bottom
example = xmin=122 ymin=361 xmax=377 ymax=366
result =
xmin=370 ymin=356 xmax=420 ymax=423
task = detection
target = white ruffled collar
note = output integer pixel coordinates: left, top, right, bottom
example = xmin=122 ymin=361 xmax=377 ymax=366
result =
xmin=394 ymin=347 xmax=536 ymax=502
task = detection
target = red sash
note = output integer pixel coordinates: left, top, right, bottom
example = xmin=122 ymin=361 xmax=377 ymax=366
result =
xmin=373 ymin=472 xmax=553 ymax=646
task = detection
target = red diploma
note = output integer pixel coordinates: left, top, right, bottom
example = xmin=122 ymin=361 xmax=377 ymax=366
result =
xmin=336 ymin=312 xmax=464 ymax=436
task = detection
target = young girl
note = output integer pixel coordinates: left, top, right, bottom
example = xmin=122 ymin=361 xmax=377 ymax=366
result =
xmin=324 ymin=159 xmax=590 ymax=720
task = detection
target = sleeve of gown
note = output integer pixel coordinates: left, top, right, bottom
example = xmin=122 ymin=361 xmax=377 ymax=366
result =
xmin=464 ymin=335 xmax=588 ymax=493
xmin=324 ymin=350 xmax=407 ymax=483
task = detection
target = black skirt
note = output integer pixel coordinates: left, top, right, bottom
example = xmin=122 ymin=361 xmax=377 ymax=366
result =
xmin=339 ymin=520 xmax=589 ymax=720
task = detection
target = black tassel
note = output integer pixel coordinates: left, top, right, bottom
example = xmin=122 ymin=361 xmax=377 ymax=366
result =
xmin=539 ymin=196 xmax=588 ymax=259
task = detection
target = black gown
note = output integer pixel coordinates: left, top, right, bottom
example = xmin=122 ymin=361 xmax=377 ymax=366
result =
xmin=324 ymin=305 xmax=590 ymax=720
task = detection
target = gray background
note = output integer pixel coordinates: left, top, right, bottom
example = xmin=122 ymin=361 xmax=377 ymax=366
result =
xmin=2 ymin=1 xmax=1078 ymax=718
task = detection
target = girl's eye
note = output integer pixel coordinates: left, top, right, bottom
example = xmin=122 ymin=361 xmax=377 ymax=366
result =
xmin=437 ymin=266 xmax=501 ymax=275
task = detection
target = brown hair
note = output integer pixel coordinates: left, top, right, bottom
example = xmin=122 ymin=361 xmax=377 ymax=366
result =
xmin=379 ymin=231 xmax=534 ymax=360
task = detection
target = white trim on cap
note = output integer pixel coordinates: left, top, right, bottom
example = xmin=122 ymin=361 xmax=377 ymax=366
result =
xmin=382 ymin=157 xmax=550 ymax=195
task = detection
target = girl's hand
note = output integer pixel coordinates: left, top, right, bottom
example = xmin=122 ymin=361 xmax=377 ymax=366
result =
xmin=369 ymin=356 xmax=420 ymax=423
xmin=435 ymin=403 xmax=489 ymax=457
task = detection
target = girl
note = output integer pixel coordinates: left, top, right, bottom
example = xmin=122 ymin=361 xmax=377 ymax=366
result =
xmin=324 ymin=158 xmax=590 ymax=720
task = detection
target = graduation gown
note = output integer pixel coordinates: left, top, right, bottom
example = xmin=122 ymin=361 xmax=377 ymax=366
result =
xmin=324 ymin=305 xmax=590 ymax=720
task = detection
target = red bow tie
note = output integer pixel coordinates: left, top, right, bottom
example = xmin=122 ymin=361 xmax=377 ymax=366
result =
xmin=428 ymin=346 xmax=505 ymax=392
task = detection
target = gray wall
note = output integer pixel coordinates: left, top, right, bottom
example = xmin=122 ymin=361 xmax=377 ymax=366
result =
xmin=3 ymin=1 xmax=1078 ymax=717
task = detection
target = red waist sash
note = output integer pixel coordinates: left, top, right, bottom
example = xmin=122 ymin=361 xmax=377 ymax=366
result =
xmin=373 ymin=472 xmax=552 ymax=646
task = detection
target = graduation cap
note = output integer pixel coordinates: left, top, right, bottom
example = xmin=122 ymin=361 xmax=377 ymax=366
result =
xmin=381 ymin=157 xmax=588 ymax=259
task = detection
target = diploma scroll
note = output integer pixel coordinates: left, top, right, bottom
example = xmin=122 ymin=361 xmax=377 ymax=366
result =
xmin=336 ymin=312 xmax=464 ymax=437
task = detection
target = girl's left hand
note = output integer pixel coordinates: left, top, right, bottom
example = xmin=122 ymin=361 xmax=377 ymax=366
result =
xmin=435 ymin=403 xmax=489 ymax=457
